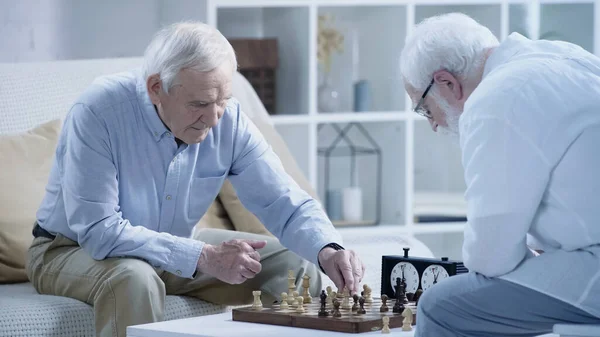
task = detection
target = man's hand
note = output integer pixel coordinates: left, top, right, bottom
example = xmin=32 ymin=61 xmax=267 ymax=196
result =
xmin=196 ymin=239 xmax=267 ymax=284
xmin=318 ymin=247 xmax=365 ymax=294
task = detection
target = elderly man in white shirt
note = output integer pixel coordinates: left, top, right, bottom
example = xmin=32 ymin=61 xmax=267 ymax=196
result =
xmin=400 ymin=13 xmax=600 ymax=336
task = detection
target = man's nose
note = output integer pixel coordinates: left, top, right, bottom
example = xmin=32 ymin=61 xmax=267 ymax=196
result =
xmin=429 ymin=118 xmax=438 ymax=132
xmin=203 ymin=104 xmax=220 ymax=127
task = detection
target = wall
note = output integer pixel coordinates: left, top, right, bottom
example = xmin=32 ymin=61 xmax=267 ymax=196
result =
xmin=0 ymin=0 xmax=207 ymax=63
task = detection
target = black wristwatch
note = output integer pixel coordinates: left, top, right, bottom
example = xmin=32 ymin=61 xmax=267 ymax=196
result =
xmin=318 ymin=242 xmax=345 ymax=274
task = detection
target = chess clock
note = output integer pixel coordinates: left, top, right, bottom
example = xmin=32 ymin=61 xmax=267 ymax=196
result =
xmin=380 ymin=247 xmax=468 ymax=299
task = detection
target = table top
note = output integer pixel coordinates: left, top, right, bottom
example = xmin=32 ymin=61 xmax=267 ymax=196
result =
xmin=126 ymin=312 xmax=416 ymax=337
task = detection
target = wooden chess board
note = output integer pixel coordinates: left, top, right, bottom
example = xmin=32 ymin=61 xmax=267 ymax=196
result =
xmin=232 ymin=297 xmax=417 ymax=334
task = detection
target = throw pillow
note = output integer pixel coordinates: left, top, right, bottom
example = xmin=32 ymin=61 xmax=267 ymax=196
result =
xmin=217 ymin=119 xmax=321 ymax=237
xmin=0 ymin=119 xmax=62 ymax=283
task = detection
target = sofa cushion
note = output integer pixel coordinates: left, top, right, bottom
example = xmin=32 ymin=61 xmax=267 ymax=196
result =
xmin=0 ymin=283 xmax=227 ymax=337
xmin=215 ymin=83 xmax=321 ymax=236
xmin=217 ymin=120 xmax=321 ymax=236
xmin=0 ymin=119 xmax=62 ymax=283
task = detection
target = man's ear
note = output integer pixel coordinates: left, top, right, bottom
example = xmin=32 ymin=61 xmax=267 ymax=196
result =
xmin=432 ymin=70 xmax=463 ymax=101
xmin=146 ymin=74 xmax=163 ymax=105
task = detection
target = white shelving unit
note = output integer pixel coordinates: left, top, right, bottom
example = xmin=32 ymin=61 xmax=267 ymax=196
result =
xmin=203 ymin=0 xmax=598 ymax=247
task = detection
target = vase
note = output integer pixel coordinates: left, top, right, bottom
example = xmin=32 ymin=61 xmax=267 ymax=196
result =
xmin=318 ymin=74 xmax=340 ymax=113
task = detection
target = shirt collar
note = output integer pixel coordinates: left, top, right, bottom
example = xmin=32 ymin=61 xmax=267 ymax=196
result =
xmin=482 ymin=32 xmax=527 ymax=80
xmin=135 ymin=69 xmax=170 ymax=142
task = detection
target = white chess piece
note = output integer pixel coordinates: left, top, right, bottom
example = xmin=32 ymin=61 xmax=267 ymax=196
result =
xmin=341 ymin=287 xmax=351 ymax=310
xmin=302 ymin=275 xmax=312 ymax=303
xmin=382 ymin=316 xmax=390 ymax=334
xmin=280 ymin=292 xmax=289 ymax=310
xmin=288 ymin=270 xmax=296 ymax=297
xmin=326 ymin=286 xmax=333 ymax=306
xmin=252 ymin=291 xmax=263 ymax=310
xmin=402 ymin=308 xmax=413 ymax=331
xmin=295 ymin=296 xmax=305 ymax=313
xmin=363 ymin=284 xmax=373 ymax=303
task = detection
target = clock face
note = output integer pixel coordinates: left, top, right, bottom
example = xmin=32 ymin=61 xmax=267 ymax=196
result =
xmin=421 ymin=264 xmax=450 ymax=291
xmin=390 ymin=262 xmax=419 ymax=294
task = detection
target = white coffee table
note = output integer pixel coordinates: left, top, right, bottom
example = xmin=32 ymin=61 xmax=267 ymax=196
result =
xmin=126 ymin=312 xmax=416 ymax=337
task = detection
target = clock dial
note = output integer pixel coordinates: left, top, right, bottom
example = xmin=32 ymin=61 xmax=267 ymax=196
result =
xmin=390 ymin=262 xmax=419 ymax=294
xmin=421 ymin=264 xmax=450 ymax=291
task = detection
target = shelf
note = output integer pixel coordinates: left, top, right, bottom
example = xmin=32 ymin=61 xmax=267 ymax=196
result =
xmin=335 ymin=222 xmax=466 ymax=235
xmin=270 ymin=111 xmax=410 ymax=125
xmin=410 ymin=223 xmax=466 ymax=234
xmin=316 ymin=5 xmax=407 ymax=113
xmin=208 ymin=0 xmax=598 ymax=245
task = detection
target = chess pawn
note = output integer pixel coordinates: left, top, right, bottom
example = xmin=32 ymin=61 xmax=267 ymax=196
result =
xmin=381 ymin=316 xmax=390 ymax=334
xmin=295 ymin=296 xmax=305 ymax=313
xmin=326 ymin=286 xmax=333 ymax=307
xmin=302 ymin=275 xmax=312 ymax=303
xmin=252 ymin=290 xmax=262 ymax=310
xmin=380 ymin=294 xmax=389 ymax=312
xmin=280 ymin=292 xmax=289 ymax=310
xmin=351 ymin=294 xmax=359 ymax=312
xmin=402 ymin=308 xmax=413 ymax=331
xmin=332 ymin=299 xmax=342 ymax=318
xmin=413 ymin=289 xmax=423 ymax=306
xmin=357 ymin=297 xmax=366 ymax=314
xmin=318 ymin=290 xmax=329 ymax=317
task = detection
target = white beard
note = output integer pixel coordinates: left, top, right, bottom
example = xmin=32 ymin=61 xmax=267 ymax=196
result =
xmin=435 ymin=96 xmax=461 ymax=144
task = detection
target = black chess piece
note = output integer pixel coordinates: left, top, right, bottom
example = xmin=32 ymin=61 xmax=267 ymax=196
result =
xmin=358 ymin=297 xmax=366 ymax=314
xmin=318 ymin=290 xmax=329 ymax=317
xmin=393 ymin=279 xmax=406 ymax=313
xmin=332 ymin=299 xmax=342 ymax=317
xmin=380 ymin=294 xmax=389 ymax=312
xmin=413 ymin=289 xmax=423 ymax=306
xmin=352 ymin=294 xmax=359 ymax=312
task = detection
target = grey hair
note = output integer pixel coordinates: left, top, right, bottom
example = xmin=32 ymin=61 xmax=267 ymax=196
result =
xmin=400 ymin=13 xmax=499 ymax=93
xmin=142 ymin=21 xmax=237 ymax=93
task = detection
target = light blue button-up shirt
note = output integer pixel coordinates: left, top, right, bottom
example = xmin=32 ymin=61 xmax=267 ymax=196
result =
xmin=36 ymin=68 xmax=342 ymax=278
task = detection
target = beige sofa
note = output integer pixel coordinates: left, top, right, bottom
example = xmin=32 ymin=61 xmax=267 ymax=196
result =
xmin=0 ymin=57 xmax=320 ymax=336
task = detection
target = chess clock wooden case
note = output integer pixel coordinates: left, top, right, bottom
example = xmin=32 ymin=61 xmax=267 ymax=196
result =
xmin=380 ymin=248 xmax=468 ymax=299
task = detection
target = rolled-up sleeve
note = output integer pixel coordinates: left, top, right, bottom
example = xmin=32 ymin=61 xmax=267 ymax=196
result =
xmin=59 ymin=103 xmax=202 ymax=278
xmin=460 ymin=115 xmax=551 ymax=277
xmin=227 ymin=102 xmax=342 ymax=266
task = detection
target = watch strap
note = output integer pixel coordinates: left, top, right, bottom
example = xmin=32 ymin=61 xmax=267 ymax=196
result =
xmin=318 ymin=242 xmax=345 ymax=274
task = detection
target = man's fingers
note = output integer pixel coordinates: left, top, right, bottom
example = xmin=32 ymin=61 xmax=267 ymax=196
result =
xmin=351 ymin=252 xmax=364 ymax=285
xmin=244 ymin=240 xmax=267 ymax=250
xmin=245 ymin=256 xmax=262 ymax=274
xmin=327 ymin=266 xmax=345 ymax=291
xmin=248 ymin=250 xmax=261 ymax=261
xmin=241 ymin=267 xmax=257 ymax=280
xmin=339 ymin=259 xmax=355 ymax=294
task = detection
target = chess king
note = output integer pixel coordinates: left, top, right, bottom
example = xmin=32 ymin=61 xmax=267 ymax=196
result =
xmin=25 ymin=21 xmax=365 ymax=337
xmin=400 ymin=12 xmax=600 ymax=337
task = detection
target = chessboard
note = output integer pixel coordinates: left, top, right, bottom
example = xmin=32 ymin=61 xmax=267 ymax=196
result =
xmin=232 ymin=283 xmax=418 ymax=333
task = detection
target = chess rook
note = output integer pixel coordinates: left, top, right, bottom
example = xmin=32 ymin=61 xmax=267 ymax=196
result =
xmin=252 ymin=290 xmax=262 ymax=310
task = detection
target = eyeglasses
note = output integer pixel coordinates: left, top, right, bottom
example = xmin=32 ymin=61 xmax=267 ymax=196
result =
xmin=413 ymin=78 xmax=434 ymax=119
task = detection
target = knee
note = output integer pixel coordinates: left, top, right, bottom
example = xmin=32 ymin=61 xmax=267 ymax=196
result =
xmin=103 ymin=258 xmax=165 ymax=299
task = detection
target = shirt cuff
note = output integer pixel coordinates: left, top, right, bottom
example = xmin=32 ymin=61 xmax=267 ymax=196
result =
xmin=167 ymin=236 xmax=204 ymax=278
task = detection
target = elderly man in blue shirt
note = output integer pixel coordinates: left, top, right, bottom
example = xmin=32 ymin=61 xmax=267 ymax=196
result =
xmin=400 ymin=13 xmax=600 ymax=337
xmin=26 ymin=22 xmax=365 ymax=337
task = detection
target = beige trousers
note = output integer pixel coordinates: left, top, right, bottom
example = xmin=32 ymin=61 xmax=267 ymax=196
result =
xmin=25 ymin=228 xmax=322 ymax=337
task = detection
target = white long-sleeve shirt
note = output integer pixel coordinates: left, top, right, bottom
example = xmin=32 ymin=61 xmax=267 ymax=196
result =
xmin=460 ymin=33 xmax=600 ymax=317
